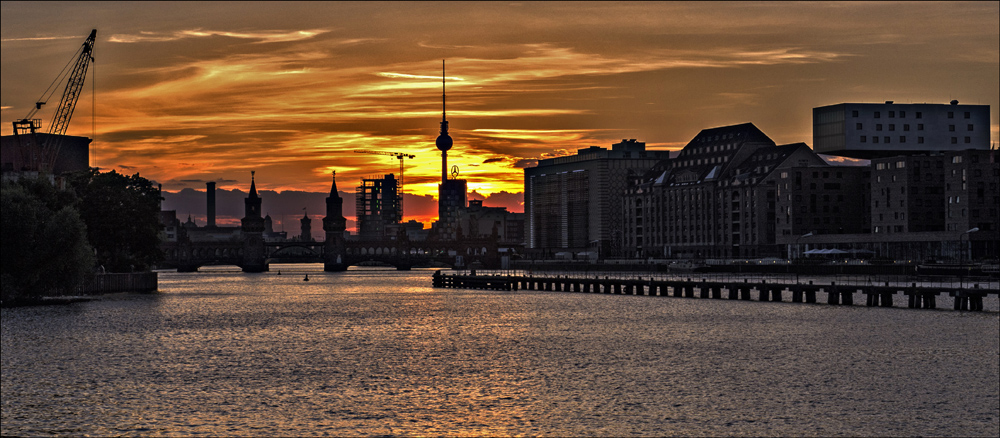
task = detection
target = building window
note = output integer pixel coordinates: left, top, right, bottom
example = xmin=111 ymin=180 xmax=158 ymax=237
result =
xmin=964 ymin=137 xmax=971 ymax=143
xmin=948 ymin=111 xmax=954 ymax=118
xmin=952 ymin=137 xmax=958 ymax=144
xmin=860 ymin=135 xmax=867 ymax=143
xmin=953 ymin=156 xmax=962 ymax=164
xmin=968 ymin=124 xmax=974 ymax=131
xmin=904 ymin=124 xmax=910 ymax=131
xmin=917 ymin=124 xmax=924 ymax=130
xmin=856 ymin=123 xmax=863 ymax=130
xmin=949 ymin=125 xmax=955 ymax=132
xmin=964 ymin=111 xmax=970 ymax=118
xmin=889 ymin=124 xmax=895 ymax=131
xmin=918 ymin=137 xmax=924 ymax=144
xmin=852 ymin=110 xmax=859 ymax=117
xmin=889 ymin=111 xmax=895 ymax=118
xmin=896 ymin=161 xmax=905 ymax=168
xmin=900 ymin=111 xmax=906 ymax=117
xmin=875 ymin=111 xmax=881 ymax=118
xmin=900 ymin=136 xmax=906 ymax=143
xmin=884 ymin=136 xmax=890 ymax=143
xmin=876 ymin=124 xmax=883 ymax=131
xmin=873 ymin=136 xmax=879 ymax=144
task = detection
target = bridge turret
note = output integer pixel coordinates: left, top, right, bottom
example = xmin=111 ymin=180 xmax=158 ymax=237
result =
xmin=241 ymin=171 xmax=267 ymax=272
xmin=323 ymin=171 xmax=347 ymax=271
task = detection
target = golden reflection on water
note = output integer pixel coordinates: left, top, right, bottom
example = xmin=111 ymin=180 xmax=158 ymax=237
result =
xmin=1 ymin=265 xmax=998 ymax=436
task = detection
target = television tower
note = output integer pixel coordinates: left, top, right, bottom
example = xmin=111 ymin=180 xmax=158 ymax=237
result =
xmin=435 ymin=60 xmax=452 ymax=184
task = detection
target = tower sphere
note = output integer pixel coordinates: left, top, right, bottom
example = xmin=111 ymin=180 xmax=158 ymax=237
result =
xmin=436 ymin=132 xmax=453 ymax=151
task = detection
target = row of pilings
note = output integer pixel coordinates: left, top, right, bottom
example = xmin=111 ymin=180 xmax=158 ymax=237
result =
xmin=431 ymin=273 xmax=993 ymax=311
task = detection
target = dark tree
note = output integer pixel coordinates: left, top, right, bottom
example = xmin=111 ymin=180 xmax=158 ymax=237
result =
xmin=71 ymin=169 xmax=164 ymax=272
xmin=1 ymin=178 xmax=94 ymax=302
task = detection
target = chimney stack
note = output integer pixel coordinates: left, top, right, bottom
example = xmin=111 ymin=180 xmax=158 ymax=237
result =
xmin=206 ymin=182 xmax=216 ymax=227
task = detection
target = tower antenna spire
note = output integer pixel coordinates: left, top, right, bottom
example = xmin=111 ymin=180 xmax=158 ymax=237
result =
xmin=435 ymin=60 xmax=453 ymax=183
xmin=442 ymin=59 xmax=446 ymax=122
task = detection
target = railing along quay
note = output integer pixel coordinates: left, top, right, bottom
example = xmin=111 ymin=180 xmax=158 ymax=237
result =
xmin=81 ymin=272 xmax=158 ymax=294
xmin=432 ymin=272 xmax=997 ymax=311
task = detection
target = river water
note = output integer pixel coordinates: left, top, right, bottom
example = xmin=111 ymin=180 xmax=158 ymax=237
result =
xmin=2 ymin=265 xmax=998 ymax=436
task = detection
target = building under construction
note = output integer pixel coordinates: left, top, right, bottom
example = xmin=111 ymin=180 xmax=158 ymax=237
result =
xmin=356 ymin=174 xmax=401 ymax=241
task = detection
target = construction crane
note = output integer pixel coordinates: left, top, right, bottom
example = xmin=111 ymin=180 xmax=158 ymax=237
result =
xmin=12 ymin=29 xmax=96 ymax=172
xmin=353 ymin=150 xmax=416 ymax=220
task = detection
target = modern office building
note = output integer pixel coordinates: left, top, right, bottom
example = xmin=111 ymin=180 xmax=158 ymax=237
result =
xmin=525 ymin=139 xmax=670 ymax=257
xmin=436 ymin=178 xmax=467 ymax=241
xmin=454 ymin=200 xmax=525 ymax=246
xmin=813 ymin=100 xmax=990 ymax=158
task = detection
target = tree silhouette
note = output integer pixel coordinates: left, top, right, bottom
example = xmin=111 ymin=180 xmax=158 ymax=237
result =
xmin=70 ymin=169 xmax=164 ymax=272
xmin=1 ymin=178 xmax=94 ymax=302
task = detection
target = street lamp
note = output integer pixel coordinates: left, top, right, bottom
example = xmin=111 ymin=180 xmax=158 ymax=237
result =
xmin=960 ymin=227 xmax=980 ymax=264
xmin=960 ymin=227 xmax=980 ymax=287
xmin=793 ymin=231 xmax=813 ymax=284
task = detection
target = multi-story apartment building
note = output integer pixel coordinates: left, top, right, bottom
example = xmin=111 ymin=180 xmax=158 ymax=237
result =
xmin=624 ymin=123 xmax=831 ymax=259
xmin=870 ymin=155 xmax=946 ymax=234
xmin=798 ymin=101 xmax=998 ymax=261
xmin=774 ymin=166 xmax=869 ymax=244
xmin=944 ymin=149 xmax=999 ymax=234
xmin=525 ymin=139 xmax=669 ymax=257
xmin=797 ymin=150 xmax=998 ymax=261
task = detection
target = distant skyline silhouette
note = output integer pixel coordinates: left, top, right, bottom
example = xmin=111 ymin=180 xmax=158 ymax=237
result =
xmin=2 ymin=2 xmax=997 ymax=202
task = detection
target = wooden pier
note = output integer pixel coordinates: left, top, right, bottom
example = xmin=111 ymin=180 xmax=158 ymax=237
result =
xmin=432 ymin=272 xmax=995 ymax=311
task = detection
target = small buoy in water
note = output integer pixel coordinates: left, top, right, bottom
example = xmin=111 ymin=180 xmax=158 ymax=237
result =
xmin=303 ymin=274 xmax=309 ymax=281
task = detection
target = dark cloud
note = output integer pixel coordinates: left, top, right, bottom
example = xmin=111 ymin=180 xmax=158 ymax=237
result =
xmin=512 ymin=159 xmax=538 ymax=169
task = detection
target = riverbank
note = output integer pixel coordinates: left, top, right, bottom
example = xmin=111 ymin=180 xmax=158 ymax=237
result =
xmin=1 ymin=272 xmax=157 ymax=308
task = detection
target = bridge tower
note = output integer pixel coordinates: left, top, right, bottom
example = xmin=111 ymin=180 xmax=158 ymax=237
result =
xmin=241 ymin=171 xmax=267 ymax=272
xmin=323 ymin=171 xmax=348 ymax=271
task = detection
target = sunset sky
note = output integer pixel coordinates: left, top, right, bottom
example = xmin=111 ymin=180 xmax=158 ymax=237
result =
xmin=2 ymin=1 xmax=998 ymax=227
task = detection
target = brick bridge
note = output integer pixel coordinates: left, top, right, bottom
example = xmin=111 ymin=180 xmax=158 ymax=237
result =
xmin=161 ymin=172 xmax=500 ymax=272
xmin=162 ymin=238 xmax=500 ymax=272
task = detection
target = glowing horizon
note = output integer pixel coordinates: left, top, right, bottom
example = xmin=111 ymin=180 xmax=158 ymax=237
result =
xmin=2 ymin=2 xmax=997 ymax=205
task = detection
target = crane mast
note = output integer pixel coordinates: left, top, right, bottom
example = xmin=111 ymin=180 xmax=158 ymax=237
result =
xmin=49 ymin=29 xmax=97 ymax=138
xmin=353 ymin=150 xmax=416 ymax=221
xmin=12 ymin=29 xmax=96 ymax=172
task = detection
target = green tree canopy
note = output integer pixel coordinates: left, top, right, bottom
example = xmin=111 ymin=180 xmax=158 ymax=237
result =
xmin=70 ymin=169 xmax=164 ymax=272
xmin=1 ymin=178 xmax=94 ymax=303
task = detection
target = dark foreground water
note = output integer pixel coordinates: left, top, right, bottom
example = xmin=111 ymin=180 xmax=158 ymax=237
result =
xmin=2 ymin=265 xmax=998 ymax=437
